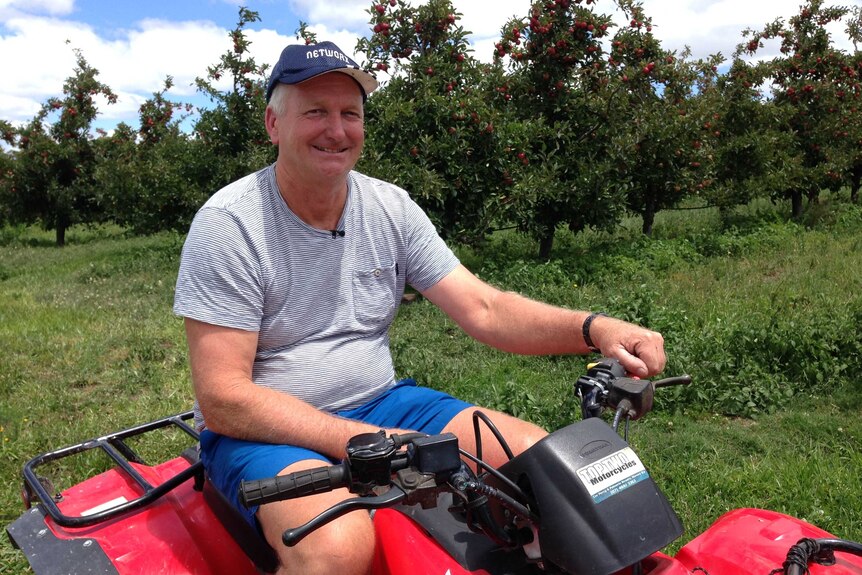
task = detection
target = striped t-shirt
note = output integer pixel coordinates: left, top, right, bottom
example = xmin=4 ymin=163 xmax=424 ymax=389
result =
xmin=173 ymin=165 xmax=459 ymax=429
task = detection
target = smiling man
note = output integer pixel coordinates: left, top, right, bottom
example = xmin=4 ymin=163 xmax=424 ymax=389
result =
xmin=173 ymin=41 xmax=666 ymax=575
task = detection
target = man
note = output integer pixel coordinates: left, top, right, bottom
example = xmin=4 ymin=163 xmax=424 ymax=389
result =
xmin=174 ymin=41 xmax=665 ymax=575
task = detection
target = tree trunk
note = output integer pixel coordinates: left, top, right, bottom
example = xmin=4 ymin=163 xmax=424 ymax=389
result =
xmin=642 ymin=198 xmax=656 ymax=236
xmin=55 ymin=212 xmax=69 ymax=246
xmin=538 ymin=225 xmax=555 ymax=260
xmin=851 ymin=165 xmax=861 ymax=204
xmin=791 ymin=190 xmax=804 ymax=219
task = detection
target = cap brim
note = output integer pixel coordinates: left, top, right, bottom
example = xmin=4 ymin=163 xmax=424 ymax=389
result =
xmin=266 ymin=65 xmax=379 ymax=102
xmin=303 ymin=67 xmax=379 ymax=97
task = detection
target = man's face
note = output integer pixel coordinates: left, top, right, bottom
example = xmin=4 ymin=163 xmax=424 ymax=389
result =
xmin=266 ymin=73 xmax=365 ymax=186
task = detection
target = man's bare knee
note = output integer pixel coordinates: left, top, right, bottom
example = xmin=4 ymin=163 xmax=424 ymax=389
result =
xmin=270 ymin=511 xmax=375 ymax=575
xmin=257 ymin=460 xmax=376 ymax=575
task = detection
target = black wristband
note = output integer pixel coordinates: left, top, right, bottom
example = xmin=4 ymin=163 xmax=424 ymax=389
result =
xmin=582 ymin=312 xmax=607 ymax=353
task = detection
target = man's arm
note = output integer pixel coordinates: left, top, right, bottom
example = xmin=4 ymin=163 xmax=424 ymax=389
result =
xmin=184 ymin=318 xmax=387 ymax=458
xmin=420 ymin=264 xmax=665 ymax=377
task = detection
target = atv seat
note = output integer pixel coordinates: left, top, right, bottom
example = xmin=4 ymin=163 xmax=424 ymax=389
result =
xmin=182 ymin=448 xmax=280 ymax=574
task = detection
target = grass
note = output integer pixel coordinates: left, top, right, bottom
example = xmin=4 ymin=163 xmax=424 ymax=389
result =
xmin=1 ymin=196 xmax=861 ymax=572
xmin=0 ymin=227 xmax=193 ymax=571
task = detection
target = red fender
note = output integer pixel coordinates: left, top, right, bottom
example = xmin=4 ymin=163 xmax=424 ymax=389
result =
xmin=675 ymin=508 xmax=862 ymax=575
xmin=14 ymin=457 xmax=258 ymax=574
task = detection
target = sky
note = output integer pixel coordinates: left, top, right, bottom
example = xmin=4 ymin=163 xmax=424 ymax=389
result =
xmin=1 ymin=0 xmax=859 ymax=134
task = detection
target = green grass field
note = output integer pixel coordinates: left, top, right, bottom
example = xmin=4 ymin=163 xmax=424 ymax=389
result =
xmin=1 ymin=197 xmax=861 ymax=572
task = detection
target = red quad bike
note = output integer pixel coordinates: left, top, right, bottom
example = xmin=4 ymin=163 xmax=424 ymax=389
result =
xmin=7 ymin=359 xmax=862 ymax=575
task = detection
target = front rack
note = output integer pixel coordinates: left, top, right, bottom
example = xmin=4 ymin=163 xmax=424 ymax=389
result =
xmin=21 ymin=411 xmax=203 ymax=528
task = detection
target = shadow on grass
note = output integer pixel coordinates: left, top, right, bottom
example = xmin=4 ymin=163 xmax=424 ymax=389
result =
xmin=0 ymin=223 xmax=131 ymax=248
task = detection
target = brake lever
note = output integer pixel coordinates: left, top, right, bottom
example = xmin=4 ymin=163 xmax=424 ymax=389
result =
xmin=281 ymin=486 xmax=407 ymax=547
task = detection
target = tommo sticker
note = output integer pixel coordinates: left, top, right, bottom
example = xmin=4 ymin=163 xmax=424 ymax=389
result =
xmin=576 ymin=447 xmax=649 ymax=504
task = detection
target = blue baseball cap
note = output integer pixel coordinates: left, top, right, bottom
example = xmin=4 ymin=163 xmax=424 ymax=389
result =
xmin=266 ymin=41 xmax=379 ymax=102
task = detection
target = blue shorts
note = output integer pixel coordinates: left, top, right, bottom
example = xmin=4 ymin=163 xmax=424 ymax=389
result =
xmin=199 ymin=379 xmax=471 ymax=527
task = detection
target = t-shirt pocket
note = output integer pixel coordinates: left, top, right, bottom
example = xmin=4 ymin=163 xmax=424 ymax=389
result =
xmin=353 ymin=262 xmax=398 ymax=325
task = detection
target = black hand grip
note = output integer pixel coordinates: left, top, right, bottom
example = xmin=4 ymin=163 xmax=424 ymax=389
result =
xmin=239 ymin=463 xmax=348 ymax=508
xmin=653 ymin=375 xmax=692 ymax=388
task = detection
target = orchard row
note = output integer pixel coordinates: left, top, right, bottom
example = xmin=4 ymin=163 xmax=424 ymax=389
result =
xmin=1 ymin=0 xmax=860 ymax=252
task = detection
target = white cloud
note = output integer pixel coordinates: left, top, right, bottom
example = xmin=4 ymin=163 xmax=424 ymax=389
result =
xmin=288 ymin=22 xmax=367 ymax=62
xmin=0 ymin=4 xmax=373 ymax=126
xmin=0 ymin=92 xmax=42 ymax=123
xmin=633 ymin=0 xmax=794 ymax=59
xmin=0 ymin=17 xmax=91 ymax=97
xmin=288 ymin=0 xmax=371 ymax=30
xmin=101 ymin=19 xmax=231 ymax=95
xmin=0 ymin=0 xmax=73 ymax=18
xmin=457 ymin=0 xmax=524 ymax=40
xmin=0 ymin=15 xmax=233 ymax=124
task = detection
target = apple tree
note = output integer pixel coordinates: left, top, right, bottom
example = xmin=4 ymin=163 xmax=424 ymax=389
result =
xmin=836 ymin=6 xmax=862 ymax=203
xmin=95 ymin=78 xmax=202 ymax=234
xmin=601 ymin=0 xmax=720 ymax=235
xmin=0 ymin=121 xmax=15 ymax=225
xmin=493 ymin=0 xmax=623 ymax=255
xmin=356 ymin=0 xmax=512 ymax=245
xmin=741 ymin=0 xmax=860 ymax=217
xmin=1 ymin=47 xmax=116 ymax=245
xmin=192 ymin=7 xmax=274 ymax=194
xmin=698 ymin=58 xmax=795 ymax=216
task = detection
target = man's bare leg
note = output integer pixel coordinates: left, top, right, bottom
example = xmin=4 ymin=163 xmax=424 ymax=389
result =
xmin=256 ymin=459 xmax=375 ymax=575
xmin=442 ymin=407 xmax=547 ymax=469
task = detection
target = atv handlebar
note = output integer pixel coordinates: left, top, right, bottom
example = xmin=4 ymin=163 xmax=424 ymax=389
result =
xmin=576 ymin=358 xmax=691 ymax=428
xmin=241 ymin=360 xmax=691 ymax=548
xmin=239 ymin=463 xmax=350 ymax=508
xmin=239 ymin=431 xmax=465 ymax=545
